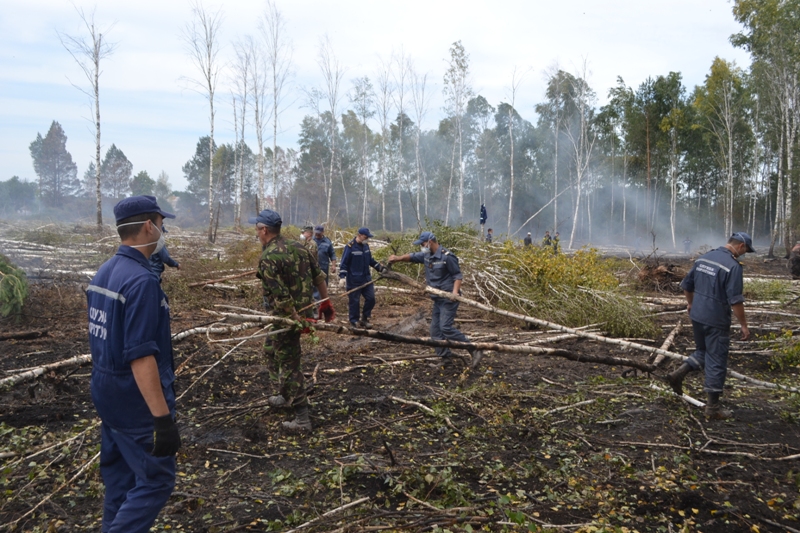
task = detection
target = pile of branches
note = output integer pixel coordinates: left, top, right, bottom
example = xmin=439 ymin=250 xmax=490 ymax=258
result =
xmin=374 ymin=223 xmax=657 ymax=338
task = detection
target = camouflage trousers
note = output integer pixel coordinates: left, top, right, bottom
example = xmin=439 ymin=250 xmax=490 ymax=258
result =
xmin=263 ymin=329 xmax=307 ymax=407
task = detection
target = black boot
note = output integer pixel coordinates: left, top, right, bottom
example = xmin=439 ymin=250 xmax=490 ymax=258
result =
xmin=282 ymin=403 xmax=312 ymax=431
xmin=705 ymin=392 xmax=733 ymax=420
xmin=667 ymin=362 xmax=693 ymax=395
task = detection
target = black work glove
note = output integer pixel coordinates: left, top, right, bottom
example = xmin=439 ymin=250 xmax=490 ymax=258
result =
xmin=375 ymin=263 xmax=385 ymax=273
xmin=152 ymin=414 xmax=181 ymax=457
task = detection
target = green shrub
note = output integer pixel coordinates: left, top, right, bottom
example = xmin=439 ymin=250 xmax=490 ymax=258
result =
xmin=0 ymin=254 xmax=28 ymax=319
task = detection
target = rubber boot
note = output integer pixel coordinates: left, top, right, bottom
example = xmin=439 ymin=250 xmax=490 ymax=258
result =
xmin=667 ymin=362 xmax=693 ymax=395
xmin=705 ymin=392 xmax=733 ymax=420
xmin=282 ymin=404 xmax=312 ymax=431
xmin=470 ymin=350 xmax=484 ymax=370
xmin=268 ymin=395 xmax=287 ymax=407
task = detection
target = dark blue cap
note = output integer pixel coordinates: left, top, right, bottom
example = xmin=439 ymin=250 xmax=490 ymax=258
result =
xmin=248 ymin=209 xmax=282 ymax=227
xmin=413 ymin=231 xmax=435 ymax=245
xmin=314 ymin=225 xmax=325 ymax=233
xmin=358 ymin=227 xmax=373 ymax=238
xmin=731 ymin=231 xmax=755 ymax=253
xmin=114 ymin=195 xmax=175 ymax=224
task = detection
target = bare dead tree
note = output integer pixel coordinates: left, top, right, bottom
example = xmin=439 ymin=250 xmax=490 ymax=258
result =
xmin=350 ymin=77 xmax=375 ymax=226
xmin=259 ymin=0 xmax=294 ymax=212
xmin=57 ymin=6 xmax=116 ymax=230
xmin=317 ymin=35 xmax=347 ymax=223
xmin=442 ymin=41 xmax=473 ymax=222
xmin=230 ymin=39 xmax=250 ymax=228
xmin=182 ymin=0 xmax=223 ymax=243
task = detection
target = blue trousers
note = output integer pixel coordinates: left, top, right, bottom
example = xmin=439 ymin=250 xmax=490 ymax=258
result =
xmin=686 ymin=320 xmax=729 ymax=394
xmin=347 ymin=279 xmax=375 ymax=323
xmin=100 ymin=422 xmax=176 ymax=533
xmin=431 ymin=297 xmax=470 ymax=358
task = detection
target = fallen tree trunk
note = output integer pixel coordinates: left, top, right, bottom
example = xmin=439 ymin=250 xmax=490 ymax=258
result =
xmin=379 ymin=270 xmax=800 ymax=394
xmin=205 ymin=311 xmax=660 ymax=373
xmin=651 ymin=322 xmax=682 ymax=367
xmin=0 ymin=354 xmax=92 ymax=389
xmin=0 ymin=329 xmax=48 ymax=341
xmin=188 ymin=269 xmax=256 ymax=288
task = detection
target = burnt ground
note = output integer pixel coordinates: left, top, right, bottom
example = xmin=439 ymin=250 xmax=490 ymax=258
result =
xmin=1 ymin=240 xmax=800 ymax=533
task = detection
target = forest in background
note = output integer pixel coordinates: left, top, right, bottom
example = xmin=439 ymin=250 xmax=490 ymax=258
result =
xmin=6 ymin=0 xmax=800 ymax=255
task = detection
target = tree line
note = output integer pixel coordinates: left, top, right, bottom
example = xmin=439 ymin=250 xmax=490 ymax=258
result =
xmin=11 ymin=0 xmax=800 ymax=255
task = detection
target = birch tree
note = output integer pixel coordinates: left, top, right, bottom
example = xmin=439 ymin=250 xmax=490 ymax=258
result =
xmin=246 ymin=35 xmax=269 ymax=209
xmin=563 ymin=65 xmax=597 ymax=249
xmin=260 ymin=0 xmax=293 ymax=210
xmin=317 ymin=35 xmax=347 ymax=223
xmin=375 ymin=58 xmax=394 ymax=230
xmin=443 ymin=41 xmax=473 ymax=222
xmin=392 ymin=48 xmax=411 ymax=231
xmin=58 ymin=6 xmax=116 ymax=229
xmin=230 ymin=39 xmax=250 ymax=227
xmin=505 ymin=67 xmax=530 ymax=236
xmin=182 ymin=0 xmax=223 ymax=242
xmin=350 ymin=77 xmax=375 ymax=226
xmin=411 ymin=66 xmax=429 ymax=218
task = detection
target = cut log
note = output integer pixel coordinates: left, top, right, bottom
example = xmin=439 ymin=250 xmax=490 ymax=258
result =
xmin=0 ymin=354 xmax=92 ymax=390
xmin=187 ymin=269 xmax=256 ymax=288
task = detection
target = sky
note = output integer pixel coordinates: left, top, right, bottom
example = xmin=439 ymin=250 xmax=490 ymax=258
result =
xmin=1 ymin=0 xmax=752 ymax=192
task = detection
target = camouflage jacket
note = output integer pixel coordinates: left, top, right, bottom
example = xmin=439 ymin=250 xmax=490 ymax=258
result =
xmin=257 ymin=235 xmax=325 ymax=318
xmin=302 ymin=238 xmax=319 ymax=265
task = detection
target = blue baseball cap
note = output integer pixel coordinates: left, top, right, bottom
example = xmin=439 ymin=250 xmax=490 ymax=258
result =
xmin=314 ymin=225 xmax=325 ymax=233
xmin=731 ymin=231 xmax=755 ymax=253
xmin=114 ymin=195 xmax=175 ymax=224
xmin=413 ymin=231 xmax=436 ymax=245
xmin=358 ymin=227 xmax=374 ymax=238
xmin=248 ymin=209 xmax=282 ymax=227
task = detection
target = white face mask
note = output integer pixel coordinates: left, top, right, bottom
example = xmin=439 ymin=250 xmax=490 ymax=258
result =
xmin=421 ymin=245 xmax=431 ymax=255
xmin=117 ymin=220 xmax=165 ymax=255
xmin=300 ymin=234 xmax=306 ymax=241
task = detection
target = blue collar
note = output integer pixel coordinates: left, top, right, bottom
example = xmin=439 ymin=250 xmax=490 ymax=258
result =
xmin=117 ymin=245 xmax=152 ymax=269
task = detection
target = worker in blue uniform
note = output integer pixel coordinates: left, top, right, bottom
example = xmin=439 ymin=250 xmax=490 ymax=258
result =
xmin=338 ymin=227 xmax=385 ymax=328
xmin=312 ymin=225 xmax=337 ymax=302
xmin=388 ymin=231 xmax=485 ymax=369
xmin=667 ymin=232 xmax=753 ymax=420
xmin=148 ymin=225 xmax=180 ymax=281
xmin=87 ymin=195 xmax=181 ymax=533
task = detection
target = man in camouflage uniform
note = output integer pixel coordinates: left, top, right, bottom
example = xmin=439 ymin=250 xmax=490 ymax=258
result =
xmin=300 ymin=226 xmax=318 ymax=263
xmin=251 ymin=210 xmax=335 ymax=431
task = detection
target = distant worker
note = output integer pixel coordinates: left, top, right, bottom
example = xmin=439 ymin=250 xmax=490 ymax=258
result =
xmin=552 ymin=232 xmax=561 ymax=253
xmin=683 ymin=237 xmax=692 ymax=254
xmin=251 ymin=209 xmax=335 ymax=431
xmin=523 ymin=232 xmax=532 ymax=247
xmin=485 ymin=228 xmax=493 ymax=243
xmin=87 ymin=195 xmax=181 ymax=532
xmin=339 ymin=228 xmax=386 ymax=328
xmin=790 ymin=241 xmax=800 ymax=280
xmin=388 ymin=232 xmax=485 ymax=369
xmin=667 ymin=232 xmax=753 ymax=420
xmin=148 ymin=225 xmax=180 ymax=281
xmin=313 ymin=225 xmax=337 ymax=283
xmin=542 ymin=231 xmax=552 ymax=247
xmin=300 ymin=226 xmax=318 ymax=263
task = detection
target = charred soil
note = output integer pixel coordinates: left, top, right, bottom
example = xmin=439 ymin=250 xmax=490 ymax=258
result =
xmin=1 ymin=240 xmax=799 ymax=533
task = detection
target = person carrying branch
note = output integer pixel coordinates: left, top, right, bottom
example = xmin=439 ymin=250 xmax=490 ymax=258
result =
xmin=667 ymin=231 xmax=753 ymax=420
xmin=87 ymin=195 xmax=181 ymax=533
xmin=338 ymin=227 xmax=386 ymax=328
xmin=388 ymin=231 xmax=485 ymax=370
xmin=251 ymin=209 xmax=335 ymax=431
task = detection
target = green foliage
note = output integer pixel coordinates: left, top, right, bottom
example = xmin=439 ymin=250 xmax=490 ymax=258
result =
xmin=0 ymin=254 xmax=29 ymax=319
xmin=763 ymin=330 xmax=800 ymax=371
xmin=0 ymin=176 xmax=37 ymax=216
xmin=743 ymin=279 xmax=791 ymax=301
xmin=130 ymin=170 xmax=155 ymax=196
